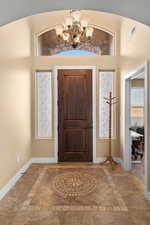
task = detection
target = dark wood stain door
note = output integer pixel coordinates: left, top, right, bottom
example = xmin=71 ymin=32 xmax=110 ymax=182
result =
xmin=58 ymin=69 xmax=93 ymax=162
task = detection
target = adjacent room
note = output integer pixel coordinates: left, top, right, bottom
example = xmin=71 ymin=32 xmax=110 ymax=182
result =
xmin=130 ymin=76 xmax=145 ymax=180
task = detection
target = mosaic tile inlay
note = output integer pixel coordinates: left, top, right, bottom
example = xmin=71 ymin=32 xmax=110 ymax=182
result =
xmin=52 ymin=172 xmax=97 ymax=199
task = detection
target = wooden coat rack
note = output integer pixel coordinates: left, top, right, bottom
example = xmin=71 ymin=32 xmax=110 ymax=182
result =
xmin=101 ymin=91 xmax=118 ymax=168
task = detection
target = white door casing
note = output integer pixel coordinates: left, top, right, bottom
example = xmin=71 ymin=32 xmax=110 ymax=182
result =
xmin=123 ymin=61 xmax=149 ymax=198
xmin=53 ymin=66 xmax=97 ymax=163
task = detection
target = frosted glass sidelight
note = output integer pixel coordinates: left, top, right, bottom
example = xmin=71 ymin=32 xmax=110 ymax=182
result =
xmin=37 ymin=71 xmax=52 ymax=137
xmin=99 ymin=71 xmax=114 ymax=137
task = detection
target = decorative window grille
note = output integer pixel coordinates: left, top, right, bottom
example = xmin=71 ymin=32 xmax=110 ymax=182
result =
xmin=36 ymin=71 xmax=52 ymax=137
xmin=99 ymin=71 xmax=115 ymax=137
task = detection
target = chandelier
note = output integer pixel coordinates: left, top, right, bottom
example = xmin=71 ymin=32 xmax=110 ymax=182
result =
xmin=55 ymin=10 xmax=94 ymax=48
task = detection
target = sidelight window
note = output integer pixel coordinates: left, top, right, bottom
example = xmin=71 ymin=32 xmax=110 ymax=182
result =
xmin=36 ymin=71 xmax=52 ymax=138
xmin=99 ymin=71 xmax=116 ymax=138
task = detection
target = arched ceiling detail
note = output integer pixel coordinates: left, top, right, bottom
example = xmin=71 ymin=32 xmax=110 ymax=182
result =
xmin=0 ymin=0 xmax=150 ymax=26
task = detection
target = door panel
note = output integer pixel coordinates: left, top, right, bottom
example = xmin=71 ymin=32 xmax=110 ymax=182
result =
xmin=64 ymin=129 xmax=86 ymax=151
xmin=58 ymin=69 xmax=92 ymax=162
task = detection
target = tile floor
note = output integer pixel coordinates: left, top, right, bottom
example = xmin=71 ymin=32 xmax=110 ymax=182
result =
xmin=132 ymin=159 xmax=144 ymax=182
xmin=0 ymin=163 xmax=150 ymax=225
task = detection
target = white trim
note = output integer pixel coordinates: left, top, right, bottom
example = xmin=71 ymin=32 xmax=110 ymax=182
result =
xmin=94 ymin=157 xmax=123 ymax=165
xmin=36 ymin=24 xmax=114 ymax=38
xmin=0 ymin=159 xmax=32 ymax=200
xmin=54 ymin=66 xmax=97 ymax=163
xmin=31 ymin=157 xmax=57 ymax=163
xmin=114 ymin=157 xmax=123 ymax=166
xmin=123 ymin=61 xmax=149 ymax=199
xmin=0 ymin=157 xmax=57 ymax=200
xmin=124 ymin=64 xmax=145 ymax=80
xmin=144 ymin=61 xmax=149 ymax=198
xmin=123 ymin=77 xmax=132 ymax=171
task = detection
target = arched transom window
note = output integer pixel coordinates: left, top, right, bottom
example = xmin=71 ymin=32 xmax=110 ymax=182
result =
xmin=37 ymin=27 xmax=114 ymax=56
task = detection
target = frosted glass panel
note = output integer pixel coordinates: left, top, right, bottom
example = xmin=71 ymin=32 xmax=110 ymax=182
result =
xmin=37 ymin=71 xmax=52 ymax=137
xmin=99 ymin=71 xmax=114 ymax=137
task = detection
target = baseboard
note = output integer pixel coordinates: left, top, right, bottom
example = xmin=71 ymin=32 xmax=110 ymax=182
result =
xmin=0 ymin=156 xmax=134 ymax=201
xmin=0 ymin=157 xmax=57 ymax=201
xmin=94 ymin=157 xmax=123 ymax=165
xmin=31 ymin=157 xmax=57 ymax=163
xmin=0 ymin=159 xmax=32 ymax=200
xmin=93 ymin=157 xmax=105 ymax=163
xmin=114 ymin=157 xmax=123 ymax=166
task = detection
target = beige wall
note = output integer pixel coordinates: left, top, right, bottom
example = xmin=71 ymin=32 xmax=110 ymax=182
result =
xmin=0 ymin=19 xmax=32 ymax=189
xmin=121 ymin=18 xmax=150 ymax=58
xmin=120 ymin=17 xmax=150 ymax=190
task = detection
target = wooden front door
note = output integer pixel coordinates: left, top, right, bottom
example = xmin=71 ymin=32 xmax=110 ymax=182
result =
xmin=58 ymin=69 xmax=93 ymax=162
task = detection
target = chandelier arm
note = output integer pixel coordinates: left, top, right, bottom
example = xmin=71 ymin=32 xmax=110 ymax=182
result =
xmin=55 ymin=10 xmax=94 ymax=48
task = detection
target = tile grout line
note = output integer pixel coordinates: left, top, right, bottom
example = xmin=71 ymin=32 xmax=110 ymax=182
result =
xmin=103 ymin=168 xmax=128 ymax=211
xmin=21 ymin=166 xmax=48 ymax=210
xmin=12 ymin=166 xmax=132 ymax=216
xmin=11 ymin=166 xmax=48 ymax=225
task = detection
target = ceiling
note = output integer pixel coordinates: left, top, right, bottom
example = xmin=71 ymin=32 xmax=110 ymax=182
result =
xmin=0 ymin=0 xmax=150 ymax=27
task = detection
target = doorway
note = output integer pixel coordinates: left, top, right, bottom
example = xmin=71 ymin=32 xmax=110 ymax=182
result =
xmin=123 ymin=62 xmax=148 ymax=197
xmin=54 ymin=66 xmax=96 ymax=163
xmin=54 ymin=66 xmax=97 ymax=162
xmin=58 ymin=69 xmax=92 ymax=162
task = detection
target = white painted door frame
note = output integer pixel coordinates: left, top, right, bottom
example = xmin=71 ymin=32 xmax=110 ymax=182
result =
xmin=123 ymin=61 xmax=149 ymax=198
xmin=53 ymin=66 xmax=97 ymax=163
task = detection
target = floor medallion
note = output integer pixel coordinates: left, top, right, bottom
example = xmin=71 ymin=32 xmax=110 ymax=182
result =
xmin=52 ymin=172 xmax=97 ymax=199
